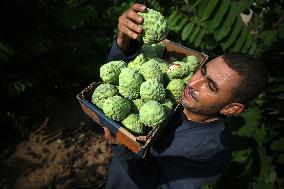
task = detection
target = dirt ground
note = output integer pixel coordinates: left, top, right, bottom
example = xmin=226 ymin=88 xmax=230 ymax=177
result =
xmin=0 ymin=98 xmax=113 ymax=189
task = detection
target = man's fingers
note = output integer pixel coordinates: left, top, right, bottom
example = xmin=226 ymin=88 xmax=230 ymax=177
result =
xmin=122 ymin=25 xmax=139 ymax=39
xmin=116 ymin=3 xmax=146 ymax=51
xmin=124 ymin=18 xmax=142 ymax=33
xmin=104 ymin=127 xmax=113 ymax=139
xmin=131 ymin=3 xmax=146 ymax=13
xmin=103 ymin=127 xmax=122 ymax=145
xmin=126 ymin=9 xmax=144 ymax=24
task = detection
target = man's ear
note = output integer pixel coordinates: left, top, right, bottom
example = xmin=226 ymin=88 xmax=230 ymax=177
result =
xmin=220 ymin=103 xmax=245 ymax=116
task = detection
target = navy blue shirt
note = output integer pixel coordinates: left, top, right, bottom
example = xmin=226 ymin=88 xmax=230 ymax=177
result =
xmin=105 ymin=41 xmax=232 ymax=189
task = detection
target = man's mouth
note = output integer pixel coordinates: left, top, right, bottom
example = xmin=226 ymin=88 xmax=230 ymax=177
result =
xmin=184 ymin=87 xmax=198 ymax=101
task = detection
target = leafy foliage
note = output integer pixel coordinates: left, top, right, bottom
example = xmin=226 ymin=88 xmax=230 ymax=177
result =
xmin=0 ymin=0 xmax=283 ymax=188
xmin=147 ymin=0 xmax=284 ymax=188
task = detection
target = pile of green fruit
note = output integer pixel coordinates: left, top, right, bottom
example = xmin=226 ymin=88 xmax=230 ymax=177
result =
xmin=91 ymin=9 xmax=199 ymax=136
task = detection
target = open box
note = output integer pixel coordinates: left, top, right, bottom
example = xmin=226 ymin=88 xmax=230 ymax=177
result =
xmin=76 ymin=39 xmax=208 ymax=157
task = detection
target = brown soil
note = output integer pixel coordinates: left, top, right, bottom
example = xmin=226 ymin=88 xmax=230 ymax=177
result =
xmin=0 ymin=99 xmax=113 ymax=189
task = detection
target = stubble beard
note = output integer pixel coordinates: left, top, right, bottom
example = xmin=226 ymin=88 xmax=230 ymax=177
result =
xmin=181 ymin=96 xmax=223 ymax=117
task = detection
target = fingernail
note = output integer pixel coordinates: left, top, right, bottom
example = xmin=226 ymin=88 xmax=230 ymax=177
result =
xmin=137 ymin=26 xmax=142 ymax=32
xmin=138 ymin=17 xmax=143 ymax=22
xmin=141 ymin=5 xmax=146 ymax=10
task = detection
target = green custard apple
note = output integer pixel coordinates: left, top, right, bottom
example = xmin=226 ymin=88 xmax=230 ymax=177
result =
xmin=128 ymin=53 xmax=147 ymax=71
xmin=161 ymin=99 xmax=174 ymax=117
xmin=166 ymin=61 xmax=191 ymax=80
xmin=100 ymin=60 xmax=127 ymax=84
xmin=121 ymin=114 xmax=145 ymax=135
xmin=139 ymin=100 xmax=166 ymax=127
xmin=102 ymin=95 xmax=132 ymax=121
xmin=140 ymin=79 xmax=165 ymax=102
xmin=138 ymin=8 xmax=169 ymax=44
xmin=118 ymin=67 xmax=144 ymax=100
xmin=166 ymin=79 xmax=185 ymax=104
xmin=139 ymin=59 xmax=163 ymax=82
xmin=132 ymin=99 xmax=146 ymax=114
xmin=182 ymin=55 xmax=199 ymax=72
xmin=92 ymin=83 xmax=119 ymax=109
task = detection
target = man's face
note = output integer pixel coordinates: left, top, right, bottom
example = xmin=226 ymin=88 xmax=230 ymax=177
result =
xmin=181 ymin=56 xmax=241 ymax=116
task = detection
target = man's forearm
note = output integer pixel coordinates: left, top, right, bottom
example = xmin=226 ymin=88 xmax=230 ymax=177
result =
xmin=107 ymin=39 xmax=141 ymax=62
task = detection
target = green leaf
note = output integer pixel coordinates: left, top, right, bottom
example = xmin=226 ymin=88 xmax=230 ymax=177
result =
xmin=200 ymin=0 xmax=219 ymax=21
xmin=267 ymin=110 xmax=280 ymax=115
xmin=230 ymin=26 xmax=248 ymax=52
xmin=254 ymin=124 xmax=271 ymax=144
xmin=220 ymin=17 xmax=243 ymax=49
xmin=241 ymin=35 xmax=253 ymax=53
xmin=175 ymin=17 xmax=189 ymax=31
xmin=0 ymin=40 xmax=14 ymax=63
xmin=232 ymin=148 xmax=252 ymax=163
xmin=182 ymin=22 xmax=194 ymax=41
xmin=276 ymin=153 xmax=284 ymax=164
xmin=208 ymin=0 xmax=230 ymax=31
xmin=278 ymin=93 xmax=284 ymax=99
xmin=258 ymin=30 xmax=278 ymax=48
xmin=232 ymin=148 xmax=253 ymax=177
xmin=271 ymin=138 xmax=284 ymax=152
xmin=194 ymin=27 xmax=206 ymax=46
xmin=279 ymin=23 xmax=284 ymax=38
xmin=257 ymin=146 xmax=274 ymax=181
xmin=214 ymin=5 xmax=237 ymax=41
xmin=169 ymin=12 xmax=184 ymax=28
xmin=251 ymin=180 xmax=274 ymax=189
xmin=234 ymin=0 xmax=253 ymax=15
xmin=189 ymin=25 xmax=200 ymax=43
xmin=167 ymin=10 xmax=178 ymax=24
xmin=235 ymin=106 xmax=262 ymax=137
xmin=197 ymin=0 xmax=210 ymax=18
xmin=248 ymin=42 xmax=256 ymax=55
xmin=191 ymin=0 xmax=202 ymax=8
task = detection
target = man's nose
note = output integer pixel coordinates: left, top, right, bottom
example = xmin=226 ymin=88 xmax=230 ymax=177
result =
xmin=188 ymin=76 xmax=205 ymax=89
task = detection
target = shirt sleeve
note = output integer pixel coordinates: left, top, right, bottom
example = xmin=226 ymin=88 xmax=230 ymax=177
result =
xmin=107 ymin=39 xmax=141 ymax=62
xmin=107 ymin=147 xmax=221 ymax=189
xmin=155 ymin=155 xmax=223 ymax=189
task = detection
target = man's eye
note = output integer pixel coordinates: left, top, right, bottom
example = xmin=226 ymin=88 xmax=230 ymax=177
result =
xmin=209 ymin=81 xmax=216 ymax=92
xmin=200 ymin=67 xmax=205 ymax=75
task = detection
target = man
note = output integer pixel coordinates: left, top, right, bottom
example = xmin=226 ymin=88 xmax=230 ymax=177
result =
xmin=103 ymin=3 xmax=268 ymax=189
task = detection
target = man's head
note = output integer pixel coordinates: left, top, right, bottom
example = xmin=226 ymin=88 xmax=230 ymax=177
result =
xmin=181 ymin=53 xmax=268 ymax=117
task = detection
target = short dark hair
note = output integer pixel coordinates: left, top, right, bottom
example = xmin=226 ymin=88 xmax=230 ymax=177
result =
xmin=222 ymin=53 xmax=268 ymax=104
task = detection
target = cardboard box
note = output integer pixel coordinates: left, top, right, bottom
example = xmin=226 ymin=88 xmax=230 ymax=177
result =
xmin=76 ymin=39 xmax=208 ymax=157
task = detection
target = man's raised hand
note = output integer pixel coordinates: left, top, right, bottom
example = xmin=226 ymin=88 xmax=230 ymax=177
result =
xmin=117 ymin=3 xmax=146 ymax=53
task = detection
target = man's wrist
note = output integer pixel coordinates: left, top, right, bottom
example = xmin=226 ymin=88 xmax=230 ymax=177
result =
xmin=116 ymin=35 xmax=131 ymax=54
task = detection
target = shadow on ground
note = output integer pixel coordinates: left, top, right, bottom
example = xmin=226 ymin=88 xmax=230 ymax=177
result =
xmin=0 ymin=98 xmax=112 ymax=189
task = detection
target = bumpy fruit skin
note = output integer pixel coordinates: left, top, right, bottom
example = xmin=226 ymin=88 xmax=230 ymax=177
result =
xmin=182 ymin=55 xmax=199 ymax=72
xmin=151 ymin=58 xmax=168 ymax=73
xmin=128 ymin=53 xmax=147 ymax=71
xmin=139 ymin=100 xmax=166 ymax=127
xmin=141 ymin=43 xmax=165 ymax=58
xmin=138 ymin=8 xmax=169 ymax=44
xmin=102 ymin=95 xmax=132 ymax=121
xmin=132 ymin=99 xmax=146 ymax=114
xmin=121 ymin=114 xmax=144 ymax=135
xmin=118 ymin=68 xmax=144 ymax=100
xmin=166 ymin=61 xmax=190 ymax=80
xmin=139 ymin=59 xmax=163 ymax=82
xmin=161 ymin=99 xmax=174 ymax=117
xmin=92 ymin=83 xmax=119 ymax=109
xmin=140 ymin=80 xmax=165 ymax=102
xmin=183 ymin=72 xmax=194 ymax=85
xmin=100 ymin=60 xmax=127 ymax=84
xmin=166 ymin=79 xmax=185 ymax=104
